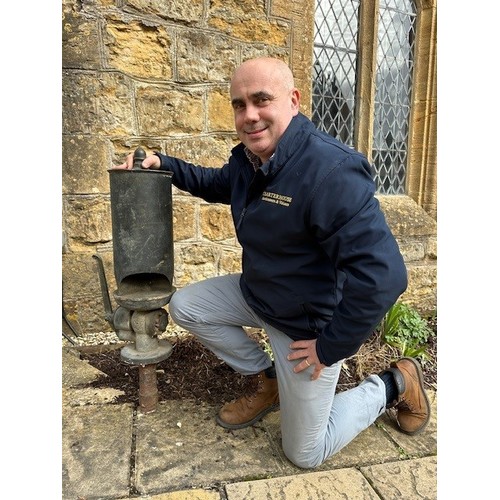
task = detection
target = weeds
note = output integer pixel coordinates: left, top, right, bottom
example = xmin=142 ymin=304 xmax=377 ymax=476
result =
xmin=378 ymin=302 xmax=435 ymax=362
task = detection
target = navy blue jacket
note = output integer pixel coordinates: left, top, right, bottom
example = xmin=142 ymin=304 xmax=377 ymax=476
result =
xmin=157 ymin=113 xmax=407 ymax=366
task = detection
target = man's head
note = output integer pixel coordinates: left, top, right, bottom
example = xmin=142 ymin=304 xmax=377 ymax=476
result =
xmin=230 ymin=58 xmax=300 ymax=163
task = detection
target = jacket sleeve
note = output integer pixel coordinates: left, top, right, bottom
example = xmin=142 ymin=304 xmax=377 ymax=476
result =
xmin=155 ymin=152 xmax=232 ymax=204
xmin=309 ymin=153 xmax=408 ymax=366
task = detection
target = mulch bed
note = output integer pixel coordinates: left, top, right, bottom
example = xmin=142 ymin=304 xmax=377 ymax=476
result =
xmin=79 ymin=320 xmax=436 ymax=407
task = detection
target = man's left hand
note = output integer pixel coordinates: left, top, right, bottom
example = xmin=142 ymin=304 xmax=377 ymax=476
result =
xmin=287 ymin=339 xmax=326 ymax=381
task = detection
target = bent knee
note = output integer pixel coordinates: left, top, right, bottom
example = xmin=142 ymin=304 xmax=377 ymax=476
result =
xmin=167 ymin=288 xmax=191 ymax=326
xmin=282 ymin=445 xmax=324 ymax=470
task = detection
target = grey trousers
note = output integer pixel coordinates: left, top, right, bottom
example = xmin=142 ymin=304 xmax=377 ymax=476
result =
xmin=168 ymin=273 xmax=387 ymax=469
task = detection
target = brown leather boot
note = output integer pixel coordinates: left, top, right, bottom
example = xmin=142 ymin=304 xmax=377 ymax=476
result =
xmin=386 ymin=357 xmax=431 ymax=435
xmin=216 ymin=366 xmax=279 ymax=430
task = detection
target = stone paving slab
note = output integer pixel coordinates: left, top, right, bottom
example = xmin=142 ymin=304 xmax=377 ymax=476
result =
xmin=62 ymin=348 xmax=437 ymax=499
xmin=142 ymin=490 xmax=220 ymax=499
xmin=62 ymin=347 xmax=105 ymax=386
xmin=249 ymin=406 xmax=404 ymax=476
xmin=361 ymin=455 xmax=437 ymax=499
xmin=225 ymin=467 xmax=381 ymax=499
xmin=134 ymin=400 xmax=286 ymax=496
xmin=62 ymin=404 xmax=134 ymax=500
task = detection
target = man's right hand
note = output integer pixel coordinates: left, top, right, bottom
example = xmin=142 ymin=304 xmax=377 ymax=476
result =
xmin=113 ymin=152 xmax=161 ymax=170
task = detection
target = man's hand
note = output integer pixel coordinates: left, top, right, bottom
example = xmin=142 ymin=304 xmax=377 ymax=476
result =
xmin=287 ymin=339 xmax=326 ymax=381
xmin=113 ymin=152 xmax=161 ymax=170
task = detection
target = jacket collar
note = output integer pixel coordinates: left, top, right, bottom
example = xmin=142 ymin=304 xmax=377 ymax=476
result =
xmin=232 ymin=113 xmax=313 ymax=176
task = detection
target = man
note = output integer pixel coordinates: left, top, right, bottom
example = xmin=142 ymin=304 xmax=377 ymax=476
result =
xmin=115 ymin=57 xmax=430 ymax=468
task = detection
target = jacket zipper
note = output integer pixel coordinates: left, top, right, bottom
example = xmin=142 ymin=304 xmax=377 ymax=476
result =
xmin=236 ymin=207 xmax=247 ymax=230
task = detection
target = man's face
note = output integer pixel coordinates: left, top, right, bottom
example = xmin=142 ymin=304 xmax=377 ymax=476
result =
xmin=230 ymin=61 xmax=300 ymax=163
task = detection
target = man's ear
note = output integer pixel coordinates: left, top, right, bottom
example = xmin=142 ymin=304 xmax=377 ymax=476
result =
xmin=291 ymin=88 xmax=301 ymax=113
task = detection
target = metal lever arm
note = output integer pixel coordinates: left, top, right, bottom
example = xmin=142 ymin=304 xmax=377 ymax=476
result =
xmin=92 ymin=254 xmax=114 ymax=326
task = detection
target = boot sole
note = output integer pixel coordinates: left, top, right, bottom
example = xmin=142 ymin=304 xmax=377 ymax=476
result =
xmin=397 ymin=357 xmax=431 ymax=436
xmin=215 ymin=403 xmax=280 ymax=430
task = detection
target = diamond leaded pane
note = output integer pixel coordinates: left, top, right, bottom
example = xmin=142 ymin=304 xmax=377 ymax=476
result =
xmin=312 ymin=0 xmax=360 ymax=146
xmin=372 ymin=0 xmax=416 ymax=194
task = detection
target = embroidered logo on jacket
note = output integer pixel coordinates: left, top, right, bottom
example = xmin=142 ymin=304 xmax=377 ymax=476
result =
xmin=262 ymin=191 xmax=292 ymax=207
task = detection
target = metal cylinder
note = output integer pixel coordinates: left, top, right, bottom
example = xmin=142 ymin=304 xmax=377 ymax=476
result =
xmin=108 ymin=159 xmax=175 ymax=311
xmin=138 ymin=364 xmax=159 ymax=414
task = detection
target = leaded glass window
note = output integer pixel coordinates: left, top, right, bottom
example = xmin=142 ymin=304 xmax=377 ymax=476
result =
xmin=312 ymin=0 xmax=416 ymax=194
xmin=312 ymin=0 xmax=359 ymax=146
xmin=372 ymin=0 xmax=416 ymax=193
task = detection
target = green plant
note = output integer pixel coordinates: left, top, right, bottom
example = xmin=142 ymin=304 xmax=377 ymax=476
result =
xmin=378 ymin=302 xmax=435 ymax=361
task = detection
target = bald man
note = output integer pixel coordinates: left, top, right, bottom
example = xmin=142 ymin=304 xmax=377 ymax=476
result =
xmin=115 ymin=57 xmax=429 ymax=468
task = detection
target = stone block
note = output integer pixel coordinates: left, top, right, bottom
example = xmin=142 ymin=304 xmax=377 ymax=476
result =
xmin=124 ymin=0 xmax=204 ymax=23
xmin=378 ymin=195 xmax=437 ymax=237
xmin=208 ymin=0 xmax=266 ymax=21
xmin=209 ymin=17 xmax=289 ymax=45
xmin=173 ymin=243 xmax=218 ymax=287
xmin=97 ymin=72 xmax=138 ymax=135
xmin=401 ymin=265 xmax=437 ymax=314
xmin=62 ymin=251 xmax=115 ymax=299
xmin=207 ymin=87 xmax=234 ymax=132
xmin=104 ymin=19 xmax=172 ymax=80
xmin=220 ymin=248 xmax=242 ymax=274
xmin=172 ymin=198 xmax=197 ymax=241
xmin=427 ymin=235 xmax=437 ymax=259
xmin=63 ymin=135 xmax=111 ymax=195
xmin=63 ymin=71 xmax=100 ymax=134
xmin=177 ymin=32 xmax=238 ymax=82
xmin=208 ymin=0 xmax=289 ymax=43
xmin=241 ymin=45 xmax=289 ymax=64
xmin=398 ymin=239 xmax=426 ymax=262
xmin=136 ymin=85 xmax=204 ymax=135
xmin=166 ymin=135 xmax=233 ymax=167
xmin=63 ymin=294 xmax=116 ymax=335
xmin=200 ymin=204 xmax=235 ymax=241
xmin=62 ymin=250 xmax=117 ymax=335
xmin=64 ymin=195 xmax=112 ymax=249
xmin=62 ymin=71 xmax=136 ymax=136
xmin=62 ymin=9 xmax=101 ymax=69
xmin=112 ymin=139 xmax=164 ymax=166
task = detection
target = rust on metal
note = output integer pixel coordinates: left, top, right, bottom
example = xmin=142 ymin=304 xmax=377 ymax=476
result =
xmin=138 ymin=364 xmax=159 ymax=414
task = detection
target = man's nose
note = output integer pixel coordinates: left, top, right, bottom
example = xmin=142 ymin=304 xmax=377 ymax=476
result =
xmin=243 ymin=104 xmax=259 ymax=122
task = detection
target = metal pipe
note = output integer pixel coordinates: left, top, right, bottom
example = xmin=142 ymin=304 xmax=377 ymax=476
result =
xmin=138 ymin=364 xmax=159 ymax=414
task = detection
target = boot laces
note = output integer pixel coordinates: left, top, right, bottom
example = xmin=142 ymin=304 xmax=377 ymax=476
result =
xmin=244 ymin=374 xmax=263 ymax=402
xmin=398 ymin=397 xmax=414 ymax=412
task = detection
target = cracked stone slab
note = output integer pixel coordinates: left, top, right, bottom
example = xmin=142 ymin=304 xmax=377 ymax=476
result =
xmin=360 ymin=455 xmax=437 ymax=499
xmin=225 ymin=467 xmax=380 ymax=499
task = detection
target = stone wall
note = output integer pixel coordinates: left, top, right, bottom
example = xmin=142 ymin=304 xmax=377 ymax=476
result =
xmin=62 ymin=0 xmax=437 ymax=336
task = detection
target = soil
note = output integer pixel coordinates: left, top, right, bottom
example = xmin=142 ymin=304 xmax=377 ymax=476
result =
xmin=78 ymin=319 xmax=437 ymax=407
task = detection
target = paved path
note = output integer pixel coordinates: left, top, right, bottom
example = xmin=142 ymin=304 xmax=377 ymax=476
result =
xmin=62 ymin=347 xmax=437 ymax=499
